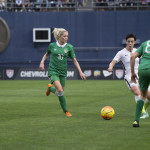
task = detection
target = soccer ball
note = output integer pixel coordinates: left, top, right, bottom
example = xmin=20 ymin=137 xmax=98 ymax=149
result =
xmin=101 ymin=106 xmax=115 ymax=120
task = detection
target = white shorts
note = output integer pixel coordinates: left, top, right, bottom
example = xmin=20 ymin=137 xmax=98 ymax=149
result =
xmin=124 ymin=75 xmax=150 ymax=91
xmin=124 ymin=76 xmax=139 ymax=90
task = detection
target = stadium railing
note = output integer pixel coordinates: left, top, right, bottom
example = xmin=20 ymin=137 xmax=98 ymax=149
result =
xmin=92 ymin=0 xmax=150 ymax=11
xmin=1 ymin=1 xmax=78 ymax=12
xmin=1 ymin=0 xmax=150 ymax=12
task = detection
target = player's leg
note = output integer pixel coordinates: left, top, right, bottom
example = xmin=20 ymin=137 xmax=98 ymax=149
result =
xmin=130 ymin=86 xmax=148 ymax=119
xmin=46 ymin=76 xmax=58 ymax=96
xmin=46 ymin=83 xmax=55 ymax=96
xmin=133 ymin=90 xmax=147 ymax=126
xmin=139 ymin=87 xmax=150 ymax=119
xmin=59 ymin=76 xmax=72 ymax=117
xmin=131 ymin=85 xmax=149 ymax=119
xmin=133 ymin=70 xmax=149 ymax=127
xmin=141 ymin=71 xmax=150 ymax=118
xmin=46 ymin=75 xmax=71 ymax=116
xmin=143 ymin=87 xmax=150 ymax=110
xmin=125 ymin=77 xmax=140 ymax=101
xmin=53 ymin=77 xmax=72 ymax=117
xmin=133 ymin=96 xmax=145 ymax=127
xmin=125 ymin=76 xmax=147 ymax=116
xmin=53 ymin=80 xmax=67 ymax=113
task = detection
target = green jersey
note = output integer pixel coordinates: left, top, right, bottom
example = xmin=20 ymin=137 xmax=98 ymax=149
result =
xmin=47 ymin=42 xmax=76 ymax=77
xmin=136 ymin=40 xmax=150 ymax=70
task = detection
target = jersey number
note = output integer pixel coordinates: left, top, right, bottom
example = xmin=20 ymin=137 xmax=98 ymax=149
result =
xmin=145 ymin=41 xmax=150 ymax=53
xmin=58 ymin=54 xmax=64 ymax=60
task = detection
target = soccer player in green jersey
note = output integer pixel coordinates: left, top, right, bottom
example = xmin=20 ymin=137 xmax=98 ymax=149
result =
xmin=131 ymin=40 xmax=150 ymax=127
xmin=108 ymin=34 xmax=149 ymax=119
xmin=39 ymin=28 xmax=86 ymax=117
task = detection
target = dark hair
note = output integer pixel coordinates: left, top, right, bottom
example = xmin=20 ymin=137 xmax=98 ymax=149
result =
xmin=126 ymin=34 xmax=136 ymax=41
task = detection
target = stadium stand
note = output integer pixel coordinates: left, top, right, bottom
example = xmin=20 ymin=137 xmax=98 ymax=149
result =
xmin=0 ymin=1 xmax=150 ymax=80
xmin=0 ymin=0 xmax=150 ymax=12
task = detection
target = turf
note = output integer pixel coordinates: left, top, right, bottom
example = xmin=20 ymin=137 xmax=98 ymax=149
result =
xmin=0 ymin=80 xmax=149 ymax=150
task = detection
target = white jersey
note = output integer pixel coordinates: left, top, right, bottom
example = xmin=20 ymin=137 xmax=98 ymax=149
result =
xmin=113 ymin=48 xmax=139 ymax=79
xmin=113 ymin=48 xmax=150 ymax=92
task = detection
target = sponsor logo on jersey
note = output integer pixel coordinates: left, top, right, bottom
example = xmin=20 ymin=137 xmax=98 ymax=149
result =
xmin=6 ymin=69 xmax=14 ymax=78
xmin=103 ymin=70 xmax=112 ymax=77
xmin=84 ymin=70 xmax=92 ymax=77
xmin=94 ymin=70 xmax=101 ymax=77
xmin=64 ymin=49 xmax=68 ymax=53
xmin=115 ymin=69 xmax=124 ymax=79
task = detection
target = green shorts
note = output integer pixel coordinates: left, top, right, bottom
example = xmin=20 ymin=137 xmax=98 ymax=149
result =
xmin=139 ymin=69 xmax=150 ymax=91
xmin=49 ymin=75 xmax=66 ymax=87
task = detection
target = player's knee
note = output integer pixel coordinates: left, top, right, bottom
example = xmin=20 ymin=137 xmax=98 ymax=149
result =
xmin=57 ymin=91 xmax=64 ymax=96
xmin=131 ymin=86 xmax=140 ymax=96
xmin=57 ymin=87 xmax=63 ymax=92
xmin=56 ymin=87 xmax=64 ymax=96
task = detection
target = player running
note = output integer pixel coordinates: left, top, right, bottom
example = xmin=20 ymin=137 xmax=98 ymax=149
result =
xmin=108 ymin=34 xmax=150 ymax=119
xmin=131 ymin=40 xmax=150 ymax=127
xmin=39 ymin=28 xmax=86 ymax=117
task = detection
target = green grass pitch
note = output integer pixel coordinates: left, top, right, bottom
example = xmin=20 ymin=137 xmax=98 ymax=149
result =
xmin=0 ymin=80 xmax=150 ymax=150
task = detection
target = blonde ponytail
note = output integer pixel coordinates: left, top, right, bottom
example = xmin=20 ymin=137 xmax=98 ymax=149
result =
xmin=53 ymin=28 xmax=68 ymax=41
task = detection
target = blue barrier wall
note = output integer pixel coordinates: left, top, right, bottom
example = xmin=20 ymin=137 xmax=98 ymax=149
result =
xmin=0 ymin=11 xmax=150 ymax=64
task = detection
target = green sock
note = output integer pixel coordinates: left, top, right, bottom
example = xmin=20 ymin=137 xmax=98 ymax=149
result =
xmin=58 ymin=95 xmax=67 ymax=113
xmin=144 ymin=100 xmax=150 ymax=110
xmin=134 ymin=100 xmax=144 ymax=121
xmin=135 ymin=96 xmax=146 ymax=113
xmin=49 ymin=86 xmax=56 ymax=94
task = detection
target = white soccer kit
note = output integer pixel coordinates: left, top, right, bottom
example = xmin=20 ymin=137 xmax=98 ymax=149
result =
xmin=113 ymin=48 xmax=139 ymax=89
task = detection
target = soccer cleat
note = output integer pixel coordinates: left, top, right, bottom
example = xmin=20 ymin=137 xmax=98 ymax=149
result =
xmin=133 ymin=121 xmax=140 ymax=127
xmin=65 ymin=111 xmax=72 ymax=117
xmin=140 ymin=110 xmax=149 ymax=119
xmin=46 ymin=84 xmax=52 ymax=96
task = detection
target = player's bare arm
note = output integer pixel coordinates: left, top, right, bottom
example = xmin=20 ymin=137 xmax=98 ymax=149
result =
xmin=72 ymin=58 xmax=86 ymax=80
xmin=108 ymin=60 xmax=117 ymax=72
xmin=39 ymin=53 xmax=49 ymax=71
